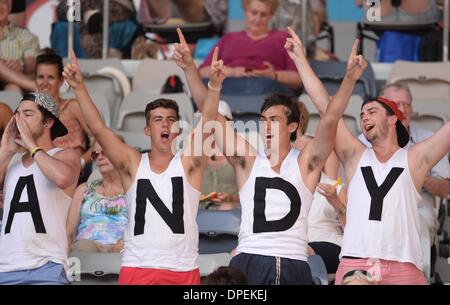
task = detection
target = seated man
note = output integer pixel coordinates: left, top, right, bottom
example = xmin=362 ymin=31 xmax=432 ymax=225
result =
xmin=0 ymin=0 xmax=39 ymax=91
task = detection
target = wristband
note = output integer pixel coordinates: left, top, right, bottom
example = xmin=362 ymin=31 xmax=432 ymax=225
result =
xmin=208 ymin=81 xmax=222 ymax=92
xmin=31 ymin=147 xmax=43 ymax=159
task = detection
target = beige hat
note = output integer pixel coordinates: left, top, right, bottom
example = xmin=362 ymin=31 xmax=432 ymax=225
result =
xmin=219 ymin=100 xmax=233 ymax=120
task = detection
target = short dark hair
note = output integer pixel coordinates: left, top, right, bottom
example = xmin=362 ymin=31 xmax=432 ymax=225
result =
xmin=201 ymin=266 xmax=248 ymax=285
xmin=36 ymin=48 xmax=64 ymax=78
xmin=144 ymin=98 xmax=180 ymax=123
xmin=260 ymin=93 xmax=300 ymax=141
xmin=21 ymin=93 xmax=58 ymax=140
xmin=361 ymin=98 xmax=395 ymax=116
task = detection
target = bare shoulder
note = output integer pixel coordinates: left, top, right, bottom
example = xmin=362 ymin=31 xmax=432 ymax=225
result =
xmin=54 ymin=147 xmax=80 ymax=163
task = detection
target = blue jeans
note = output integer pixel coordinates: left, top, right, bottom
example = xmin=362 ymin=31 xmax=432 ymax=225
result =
xmin=0 ymin=262 xmax=69 ymax=285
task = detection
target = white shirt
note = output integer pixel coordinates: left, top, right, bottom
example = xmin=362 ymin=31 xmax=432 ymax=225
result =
xmin=237 ymin=149 xmax=313 ymax=261
xmin=341 ymin=148 xmax=423 ymax=270
xmin=122 ymin=152 xmax=200 ymax=271
xmin=308 ymin=174 xmax=343 ymax=246
xmin=0 ymin=148 xmax=71 ymax=272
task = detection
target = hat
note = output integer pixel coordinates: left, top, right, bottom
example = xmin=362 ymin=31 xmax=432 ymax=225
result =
xmin=374 ymin=97 xmax=409 ymax=148
xmin=20 ymin=92 xmax=68 ymax=138
xmin=219 ymin=100 xmax=233 ymax=120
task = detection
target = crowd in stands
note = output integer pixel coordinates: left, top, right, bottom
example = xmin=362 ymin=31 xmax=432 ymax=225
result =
xmin=0 ymin=0 xmax=449 ymax=286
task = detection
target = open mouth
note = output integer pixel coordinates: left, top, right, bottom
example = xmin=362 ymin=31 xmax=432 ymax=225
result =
xmin=161 ymin=131 xmax=170 ymax=141
xmin=364 ymin=124 xmax=375 ymax=132
xmin=265 ymin=134 xmax=273 ymax=140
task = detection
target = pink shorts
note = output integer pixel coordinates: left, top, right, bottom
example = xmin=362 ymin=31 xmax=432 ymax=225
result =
xmin=118 ymin=267 xmax=200 ymax=285
xmin=335 ymin=258 xmax=426 ymax=285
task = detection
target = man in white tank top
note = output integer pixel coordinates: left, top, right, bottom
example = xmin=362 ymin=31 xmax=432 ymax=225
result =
xmin=174 ymin=27 xmax=368 ymax=284
xmin=288 ymin=31 xmax=450 ymax=284
xmin=0 ymin=92 xmax=80 ymax=284
xmin=63 ymin=48 xmax=225 ymax=285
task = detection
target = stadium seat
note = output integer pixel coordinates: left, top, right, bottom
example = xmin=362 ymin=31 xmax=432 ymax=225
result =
xmin=310 ymin=60 xmax=377 ymax=100
xmin=197 ymin=209 xmax=241 ymax=255
xmin=307 ymin=254 xmax=329 ymax=285
xmin=132 ymin=59 xmax=191 ymax=96
xmin=61 ymin=91 xmax=112 ymax=127
xmin=0 ymin=90 xmax=22 ymax=111
xmin=299 ymin=94 xmax=363 ymax=136
xmin=198 ymin=253 xmax=233 ymax=277
xmin=388 ymin=61 xmax=450 ymax=100
xmin=68 ymin=251 xmax=121 ymax=285
xmin=221 ymin=94 xmax=267 ymax=116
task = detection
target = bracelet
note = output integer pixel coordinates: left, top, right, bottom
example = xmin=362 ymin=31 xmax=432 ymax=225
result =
xmin=31 ymin=147 xmax=43 ymax=159
xmin=208 ymin=81 xmax=222 ymax=92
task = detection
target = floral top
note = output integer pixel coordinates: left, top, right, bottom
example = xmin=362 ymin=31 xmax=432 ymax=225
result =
xmin=76 ymin=180 xmax=128 ymax=245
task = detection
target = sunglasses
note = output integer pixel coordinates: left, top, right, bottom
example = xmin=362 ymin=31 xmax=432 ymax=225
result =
xmin=91 ymin=150 xmax=104 ymax=160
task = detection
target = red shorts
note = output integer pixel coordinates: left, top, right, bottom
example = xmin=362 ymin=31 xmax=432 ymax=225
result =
xmin=118 ymin=267 xmax=200 ymax=285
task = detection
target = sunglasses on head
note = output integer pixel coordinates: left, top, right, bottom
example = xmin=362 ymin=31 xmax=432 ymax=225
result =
xmin=91 ymin=150 xmax=104 ymax=160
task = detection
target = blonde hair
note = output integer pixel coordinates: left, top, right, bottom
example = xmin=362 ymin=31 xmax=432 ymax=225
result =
xmin=241 ymin=0 xmax=280 ymax=15
xmin=297 ymin=101 xmax=310 ymax=135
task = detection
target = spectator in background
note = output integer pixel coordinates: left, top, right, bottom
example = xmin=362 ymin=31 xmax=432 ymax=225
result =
xmin=273 ymin=0 xmax=331 ymax=60
xmin=145 ymin=0 xmax=227 ymax=34
xmin=199 ymin=0 xmax=302 ymax=94
xmin=8 ymin=0 xmax=25 ymax=28
xmin=0 ymin=0 xmax=39 ymax=92
xmin=66 ymin=139 xmax=127 ymax=253
xmin=356 ymin=0 xmax=441 ymax=23
xmin=0 ymin=49 xmax=94 ymax=175
xmin=53 ymin=0 xmax=145 ymax=59
xmin=199 ymin=101 xmax=240 ymax=211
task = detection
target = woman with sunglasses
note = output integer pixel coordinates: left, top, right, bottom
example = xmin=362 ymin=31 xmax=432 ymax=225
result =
xmin=66 ymin=140 xmax=128 ymax=253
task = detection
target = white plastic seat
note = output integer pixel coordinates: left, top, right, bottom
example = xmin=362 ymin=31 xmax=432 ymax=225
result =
xmin=61 ymin=91 xmax=112 ymax=127
xmin=132 ymin=58 xmax=191 ymax=95
xmin=0 ymin=90 xmax=21 ymax=111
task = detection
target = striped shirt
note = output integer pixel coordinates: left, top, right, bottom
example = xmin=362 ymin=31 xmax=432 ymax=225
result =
xmin=0 ymin=24 xmax=39 ymax=62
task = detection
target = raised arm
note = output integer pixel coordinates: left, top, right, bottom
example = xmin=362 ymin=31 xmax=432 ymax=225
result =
xmin=174 ymin=28 xmax=208 ymax=110
xmin=294 ymin=39 xmax=368 ymax=191
xmin=409 ymin=122 xmax=450 ymax=191
xmin=181 ymin=46 xmax=226 ymax=190
xmin=63 ymin=50 xmax=140 ymax=185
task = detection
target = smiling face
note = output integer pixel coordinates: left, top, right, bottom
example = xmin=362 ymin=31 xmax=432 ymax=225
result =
xmin=35 ymin=64 xmax=64 ymax=101
xmin=360 ymin=101 xmax=397 ymax=144
xmin=145 ymin=107 xmax=180 ymax=153
xmin=244 ymin=0 xmax=272 ymax=37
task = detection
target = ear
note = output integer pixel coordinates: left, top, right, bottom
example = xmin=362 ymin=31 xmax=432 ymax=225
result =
xmin=44 ymin=117 xmax=55 ymax=129
xmin=288 ymin=121 xmax=299 ymax=135
xmin=144 ymin=125 xmax=151 ymax=137
xmin=388 ymin=115 xmax=397 ymax=126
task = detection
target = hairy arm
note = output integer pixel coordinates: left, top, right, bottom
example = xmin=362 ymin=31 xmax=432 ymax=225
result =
xmin=63 ymin=50 xmax=140 ymax=186
xmin=409 ymin=122 xmax=450 ymax=192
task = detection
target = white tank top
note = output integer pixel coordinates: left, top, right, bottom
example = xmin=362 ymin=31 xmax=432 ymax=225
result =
xmin=341 ymin=148 xmax=423 ymax=270
xmin=0 ymin=148 xmax=71 ymax=272
xmin=122 ymin=152 xmax=200 ymax=271
xmin=237 ymin=148 xmax=313 ymax=261
xmin=308 ymin=173 xmax=343 ymax=246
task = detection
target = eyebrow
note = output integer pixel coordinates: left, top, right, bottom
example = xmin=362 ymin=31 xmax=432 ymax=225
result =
xmin=360 ymin=107 xmax=377 ymax=117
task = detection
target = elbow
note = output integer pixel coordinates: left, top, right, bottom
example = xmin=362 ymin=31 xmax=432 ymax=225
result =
xmin=54 ymin=172 xmax=77 ymax=189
